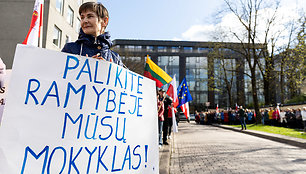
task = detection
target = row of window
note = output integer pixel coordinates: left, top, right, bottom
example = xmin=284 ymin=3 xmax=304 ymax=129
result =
xmin=118 ymin=45 xmax=214 ymax=53
xmin=56 ymin=0 xmax=81 ymax=32
xmin=53 ymin=0 xmax=84 ymax=48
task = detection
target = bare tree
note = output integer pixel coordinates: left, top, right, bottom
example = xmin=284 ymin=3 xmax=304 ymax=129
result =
xmin=221 ymin=0 xmax=280 ymax=123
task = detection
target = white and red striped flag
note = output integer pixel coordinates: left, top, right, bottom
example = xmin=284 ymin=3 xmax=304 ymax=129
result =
xmin=166 ymin=74 xmax=178 ymax=107
xmin=276 ymin=105 xmax=280 ymax=116
xmin=216 ymin=104 xmax=219 ymax=113
xmin=180 ymin=102 xmax=190 ymax=119
xmin=166 ymin=74 xmax=179 ymax=132
xmin=22 ymin=0 xmax=44 ymax=46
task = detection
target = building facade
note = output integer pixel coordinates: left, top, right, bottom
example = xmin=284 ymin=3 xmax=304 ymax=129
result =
xmin=112 ymin=39 xmax=266 ymax=110
xmin=0 ymin=0 xmax=95 ymax=68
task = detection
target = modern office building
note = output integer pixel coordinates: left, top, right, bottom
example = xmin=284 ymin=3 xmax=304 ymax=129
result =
xmin=112 ymin=39 xmax=266 ymax=110
xmin=0 ymin=0 xmax=95 ymax=68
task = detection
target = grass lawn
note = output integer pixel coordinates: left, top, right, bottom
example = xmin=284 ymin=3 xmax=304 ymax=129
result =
xmin=229 ymin=124 xmax=306 ymax=139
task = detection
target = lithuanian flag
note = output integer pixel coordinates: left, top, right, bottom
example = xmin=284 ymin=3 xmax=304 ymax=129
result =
xmin=144 ymin=55 xmax=172 ymax=88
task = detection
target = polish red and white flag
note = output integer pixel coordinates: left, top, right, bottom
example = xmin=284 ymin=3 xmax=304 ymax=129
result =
xmin=180 ymin=102 xmax=190 ymax=119
xmin=216 ymin=104 xmax=219 ymax=113
xmin=166 ymin=74 xmax=179 ymax=132
xmin=166 ymin=74 xmax=178 ymax=108
xmin=22 ymin=0 xmax=44 ymax=47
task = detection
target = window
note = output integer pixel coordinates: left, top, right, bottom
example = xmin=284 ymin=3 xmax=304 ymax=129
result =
xmin=186 ymin=57 xmax=190 ymax=63
xmin=67 ymin=6 xmax=74 ymax=26
xmin=76 ymin=18 xmax=80 ymax=33
xmin=65 ymin=35 xmax=71 ymax=44
xmin=196 ymin=57 xmax=200 ymax=63
xmin=53 ymin=25 xmax=62 ymax=47
xmin=184 ymin=47 xmax=192 ymax=52
xmin=56 ymin=0 xmax=64 ymax=15
xmin=196 ymin=69 xmax=200 ymax=75
xmin=158 ymin=46 xmax=167 ymax=52
xmin=146 ymin=46 xmax=153 ymax=51
xmin=171 ymin=47 xmax=179 ymax=52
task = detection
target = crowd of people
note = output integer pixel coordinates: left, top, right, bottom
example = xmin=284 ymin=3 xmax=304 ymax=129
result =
xmin=194 ymin=106 xmax=306 ymax=132
xmin=157 ymin=89 xmax=177 ymax=148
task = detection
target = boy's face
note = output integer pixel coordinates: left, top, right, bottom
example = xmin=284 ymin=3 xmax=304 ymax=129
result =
xmin=80 ymin=10 xmax=108 ymax=37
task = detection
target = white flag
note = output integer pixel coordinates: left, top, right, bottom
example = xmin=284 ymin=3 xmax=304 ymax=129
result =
xmin=22 ymin=0 xmax=44 ymax=46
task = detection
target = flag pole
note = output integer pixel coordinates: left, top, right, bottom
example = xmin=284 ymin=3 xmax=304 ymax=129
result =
xmin=39 ymin=2 xmax=43 ymax=48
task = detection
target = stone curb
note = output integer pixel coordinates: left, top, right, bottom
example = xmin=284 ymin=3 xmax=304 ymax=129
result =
xmin=213 ymin=124 xmax=306 ymax=149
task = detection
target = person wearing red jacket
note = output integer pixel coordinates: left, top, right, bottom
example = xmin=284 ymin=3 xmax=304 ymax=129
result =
xmin=157 ymin=91 xmax=164 ymax=148
xmin=167 ymin=102 xmax=177 ymax=139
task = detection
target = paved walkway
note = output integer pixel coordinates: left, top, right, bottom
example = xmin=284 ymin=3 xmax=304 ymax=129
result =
xmin=169 ymin=122 xmax=306 ymax=174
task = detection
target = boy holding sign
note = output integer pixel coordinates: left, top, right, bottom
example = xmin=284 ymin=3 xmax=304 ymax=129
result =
xmin=62 ymin=2 xmax=123 ymax=66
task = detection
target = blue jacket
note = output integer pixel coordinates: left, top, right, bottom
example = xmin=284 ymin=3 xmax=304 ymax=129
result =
xmin=62 ymin=29 xmax=123 ymax=66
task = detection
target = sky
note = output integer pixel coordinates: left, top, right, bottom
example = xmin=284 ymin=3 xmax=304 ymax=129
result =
xmin=100 ymin=0 xmax=305 ymax=44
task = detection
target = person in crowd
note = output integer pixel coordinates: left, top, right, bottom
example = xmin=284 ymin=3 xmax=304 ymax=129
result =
xmin=302 ymin=107 xmax=306 ymax=132
xmin=162 ymin=95 xmax=172 ymax=145
xmin=200 ymin=111 xmax=206 ymax=124
xmin=279 ymin=109 xmax=287 ymax=127
xmin=167 ymin=101 xmax=177 ymax=139
xmin=62 ymin=2 xmax=123 ymax=66
xmin=264 ymin=109 xmax=269 ymax=125
xmin=228 ymin=110 xmax=234 ymax=125
xmin=216 ymin=111 xmax=221 ymax=124
xmin=268 ymin=108 xmax=274 ymax=125
xmin=208 ymin=111 xmax=214 ymax=124
xmin=246 ymin=109 xmax=253 ymax=124
xmin=238 ymin=106 xmax=246 ymax=130
xmin=295 ymin=108 xmax=303 ymax=129
xmin=287 ymin=108 xmax=296 ymax=128
xmin=195 ymin=110 xmax=200 ymax=124
xmin=260 ymin=109 xmax=265 ymax=125
xmin=272 ymin=108 xmax=279 ymax=126
xmin=157 ymin=91 xmax=164 ymax=148
xmin=224 ymin=110 xmax=229 ymax=124
xmin=234 ymin=110 xmax=240 ymax=124
xmin=220 ymin=110 xmax=225 ymax=124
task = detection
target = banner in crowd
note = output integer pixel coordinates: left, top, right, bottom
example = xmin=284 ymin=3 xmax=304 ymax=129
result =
xmin=0 ymin=45 xmax=159 ymax=174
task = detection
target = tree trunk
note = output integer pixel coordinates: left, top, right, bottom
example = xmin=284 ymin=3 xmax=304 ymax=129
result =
xmin=227 ymin=87 xmax=233 ymax=108
xmin=251 ymin=68 xmax=262 ymax=124
xmin=263 ymin=76 xmax=270 ymax=105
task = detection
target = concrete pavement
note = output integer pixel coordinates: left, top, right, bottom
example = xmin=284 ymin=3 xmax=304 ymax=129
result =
xmin=159 ymin=122 xmax=306 ymax=174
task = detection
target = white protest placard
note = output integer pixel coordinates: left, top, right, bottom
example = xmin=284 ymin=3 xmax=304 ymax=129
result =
xmin=0 ymin=44 xmax=159 ymax=174
xmin=0 ymin=69 xmax=11 ymax=125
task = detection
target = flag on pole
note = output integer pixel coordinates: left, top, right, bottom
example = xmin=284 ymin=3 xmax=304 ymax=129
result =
xmin=216 ymin=104 xmax=219 ymax=113
xmin=180 ymin=102 xmax=190 ymax=119
xmin=171 ymin=107 xmax=178 ymax=132
xmin=276 ymin=105 xmax=280 ymax=117
xmin=144 ymin=55 xmax=172 ymax=88
xmin=166 ymin=74 xmax=178 ymax=108
xmin=166 ymin=74 xmax=179 ymax=132
xmin=177 ymin=77 xmax=192 ymax=108
xmin=22 ymin=0 xmax=44 ymax=46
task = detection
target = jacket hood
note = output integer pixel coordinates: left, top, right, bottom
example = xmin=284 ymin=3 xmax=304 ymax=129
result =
xmin=76 ymin=29 xmax=113 ymax=48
